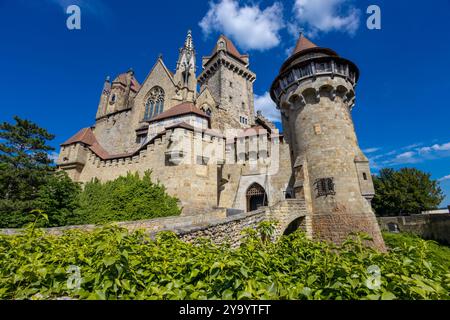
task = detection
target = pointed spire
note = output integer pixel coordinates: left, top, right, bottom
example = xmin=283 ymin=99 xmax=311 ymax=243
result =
xmin=292 ymin=33 xmax=317 ymax=55
xmin=184 ymin=29 xmax=194 ymax=50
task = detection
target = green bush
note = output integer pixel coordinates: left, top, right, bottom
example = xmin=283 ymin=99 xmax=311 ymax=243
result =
xmin=0 ymin=171 xmax=81 ymax=228
xmin=70 ymin=171 xmax=181 ymax=225
xmin=0 ymin=224 xmax=448 ymax=300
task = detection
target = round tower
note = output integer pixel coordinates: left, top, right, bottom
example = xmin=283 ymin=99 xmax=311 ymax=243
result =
xmin=270 ymin=34 xmax=385 ymax=251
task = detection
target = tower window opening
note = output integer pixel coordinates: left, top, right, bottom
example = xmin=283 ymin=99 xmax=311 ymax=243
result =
xmin=229 ymin=81 xmax=233 ymax=88
xmin=363 ymin=172 xmax=368 ymax=180
xmin=315 ymin=178 xmax=336 ymax=197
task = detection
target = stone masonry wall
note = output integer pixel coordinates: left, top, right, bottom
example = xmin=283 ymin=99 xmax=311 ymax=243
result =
xmin=0 ymin=200 xmax=308 ymax=248
xmin=378 ymin=214 xmax=450 ymax=245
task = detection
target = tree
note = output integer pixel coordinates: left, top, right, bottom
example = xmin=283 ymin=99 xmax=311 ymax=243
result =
xmin=35 ymin=171 xmax=81 ymax=227
xmin=0 ymin=116 xmax=55 ymax=202
xmin=372 ymin=168 xmax=445 ymax=216
xmin=0 ymin=116 xmax=81 ymax=228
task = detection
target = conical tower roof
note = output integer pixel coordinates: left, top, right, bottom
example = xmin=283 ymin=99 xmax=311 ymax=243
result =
xmin=292 ymin=34 xmax=318 ymax=55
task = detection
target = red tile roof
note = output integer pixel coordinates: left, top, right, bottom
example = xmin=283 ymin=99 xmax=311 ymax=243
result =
xmin=147 ymin=102 xmax=209 ymax=123
xmin=61 ymin=127 xmax=134 ymax=160
xmin=61 ymin=128 xmax=97 ymax=146
xmin=292 ymin=34 xmax=318 ymax=55
xmin=238 ymin=126 xmax=269 ymax=137
xmin=211 ymin=35 xmax=248 ymax=61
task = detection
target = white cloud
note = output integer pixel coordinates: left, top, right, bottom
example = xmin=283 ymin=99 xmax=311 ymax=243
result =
xmin=401 ymin=143 xmax=423 ymax=150
xmin=438 ymin=175 xmax=450 ymax=182
xmin=373 ymin=141 xmax=450 ymax=166
xmin=199 ymin=0 xmax=284 ymax=51
xmin=363 ymin=147 xmax=380 ymax=154
xmin=292 ymin=0 xmax=361 ymax=38
xmin=418 ymin=142 xmax=450 ymax=154
xmin=254 ymin=92 xmax=281 ymax=122
xmin=388 ymin=151 xmax=419 ymax=165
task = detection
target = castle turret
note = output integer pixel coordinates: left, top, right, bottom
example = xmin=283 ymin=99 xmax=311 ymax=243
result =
xmin=96 ymin=69 xmax=141 ymax=120
xmin=270 ymin=34 xmax=385 ymax=251
xmin=174 ymin=30 xmax=197 ymax=102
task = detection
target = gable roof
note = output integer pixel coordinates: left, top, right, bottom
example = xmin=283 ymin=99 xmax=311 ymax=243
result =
xmin=147 ymin=102 xmax=209 ymax=123
xmin=140 ymin=57 xmax=176 ymax=91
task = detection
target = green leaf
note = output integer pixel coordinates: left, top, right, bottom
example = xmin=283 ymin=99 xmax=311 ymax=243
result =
xmin=381 ymin=292 xmax=396 ymax=300
xmin=103 ymin=256 xmax=117 ymax=266
xmin=237 ymin=291 xmax=252 ymax=300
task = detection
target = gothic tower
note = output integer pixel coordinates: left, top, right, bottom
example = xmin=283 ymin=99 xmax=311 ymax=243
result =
xmin=198 ymin=35 xmax=256 ymax=129
xmin=174 ymin=30 xmax=197 ymax=103
xmin=270 ymin=34 xmax=385 ymax=251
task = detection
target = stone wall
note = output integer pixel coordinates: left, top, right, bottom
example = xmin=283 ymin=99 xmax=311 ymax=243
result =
xmin=0 ymin=200 xmax=308 ymax=247
xmin=378 ymin=214 xmax=450 ymax=245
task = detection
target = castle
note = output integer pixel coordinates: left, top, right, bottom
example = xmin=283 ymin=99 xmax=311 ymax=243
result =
xmin=57 ymin=31 xmax=385 ymax=250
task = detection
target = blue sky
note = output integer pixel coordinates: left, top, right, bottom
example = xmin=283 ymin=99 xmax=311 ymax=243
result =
xmin=0 ymin=0 xmax=449 ymax=206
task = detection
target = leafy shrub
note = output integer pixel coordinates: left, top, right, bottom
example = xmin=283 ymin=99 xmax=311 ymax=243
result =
xmin=70 ymin=171 xmax=181 ymax=225
xmin=0 ymin=223 xmax=448 ymax=300
xmin=0 ymin=171 xmax=81 ymax=228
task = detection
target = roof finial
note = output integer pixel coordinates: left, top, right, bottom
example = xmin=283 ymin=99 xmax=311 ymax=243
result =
xmin=105 ymin=75 xmax=110 ymax=82
xmin=158 ymin=53 xmax=163 ymax=60
xmin=299 ymin=27 xmax=304 ymax=38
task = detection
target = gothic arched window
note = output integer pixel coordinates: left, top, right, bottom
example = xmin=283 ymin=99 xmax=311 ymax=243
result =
xmin=144 ymin=86 xmax=165 ymax=120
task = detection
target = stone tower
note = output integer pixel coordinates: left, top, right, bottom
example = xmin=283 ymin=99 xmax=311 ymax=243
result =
xmin=198 ymin=35 xmax=256 ymax=129
xmin=270 ymin=34 xmax=385 ymax=251
xmin=95 ymin=69 xmax=140 ymax=120
xmin=174 ymin=30 xmax=197 ymax=103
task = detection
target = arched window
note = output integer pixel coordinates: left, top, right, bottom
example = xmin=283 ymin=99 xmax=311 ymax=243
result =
xmin=144 ymin=86 xmax=165 ymax=120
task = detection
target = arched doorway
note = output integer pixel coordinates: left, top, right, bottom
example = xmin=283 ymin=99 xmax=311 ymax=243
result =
xmin=246 ymin=183 xmax=268 ymax=212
